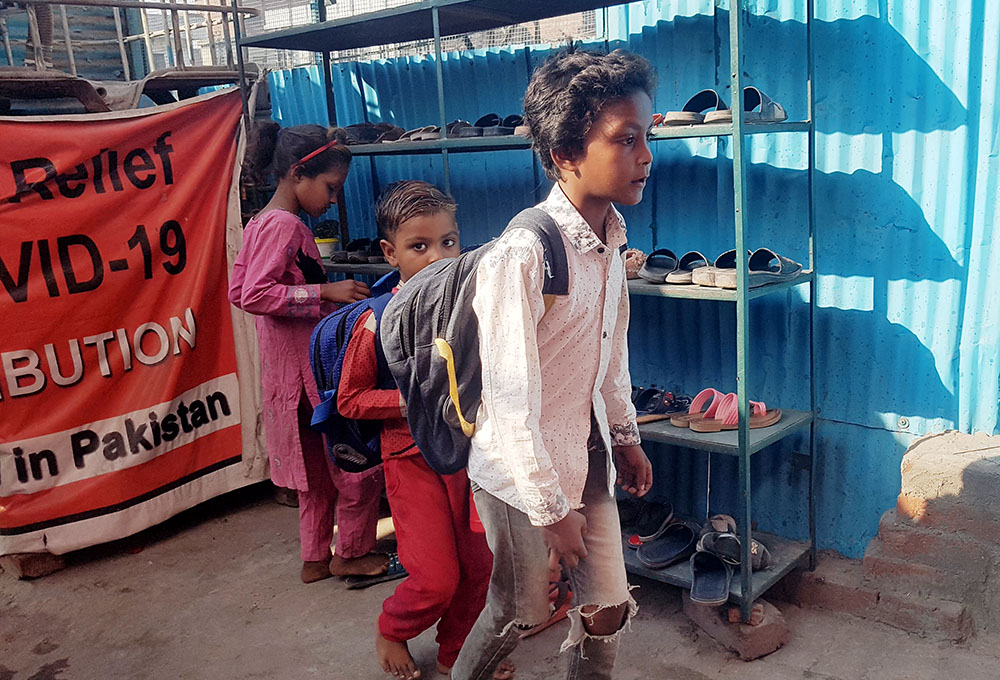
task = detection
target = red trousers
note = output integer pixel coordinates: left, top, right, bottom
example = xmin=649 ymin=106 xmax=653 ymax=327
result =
xmin=379 ymin=454 xmax=492 ymax=668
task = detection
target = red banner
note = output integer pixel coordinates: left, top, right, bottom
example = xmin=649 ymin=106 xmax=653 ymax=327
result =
xmin=0 ymin=90 xmax=248 ymax=555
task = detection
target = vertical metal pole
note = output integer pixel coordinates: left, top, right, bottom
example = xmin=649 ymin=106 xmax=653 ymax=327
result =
xmin=113 ymin=8 xmax=132 ymax=79
xmin=220 ymin=1 xmax=233 ymax=67
xmin=315 ymin=0 xmax=349 ymax=250
xmin=139 ymin=8 xmax=154 ymax=72
xmin=317 ymin=0 xmax=336 ymax=126
xmin=806 ymin=0 xmax=818 ymax=571
xmin=230 ymin=0 xmax=250 ymax=133
xmin=181 ymin=2 xmax=195 ymax=65
xmin=170 ymin=10 xmax=186 ymax=68
xmin=25 ymin=5 xmax=44 ymax=70
xmin=432 ymin=6 xmax=451 ymax=195
xmin=205 ymin=4 xmax=217 ymax=66
xmin=1 ymin=17 xmax=13 ymax=67
xmin=59 ymin=6 xmax=77 ymax=76
xmin=729 ymin=0 xmax=753 ymax=624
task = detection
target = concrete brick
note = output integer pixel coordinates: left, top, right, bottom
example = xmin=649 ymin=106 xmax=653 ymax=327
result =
xmin=874 ymin=590 xmax=973 ymax=642
xmin=770 ymin=552 xmax=877 ymax=620
xmin=897 ymin=494 xmax=1000 ymax=545
xmin=682 ymin=597 xmax=789 ymax=661
xmin=0 ymin=552 xmax=66 ymax=579
xmin=874 ymin=510 xmax=993 ymax=579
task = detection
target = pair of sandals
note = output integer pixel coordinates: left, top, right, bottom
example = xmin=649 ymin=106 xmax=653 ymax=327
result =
xmin=669 ymin=387 xmax=781 ymax=433
xmin=656 ymin=86 xmax=787 ymax=127
xmin=393 ymin=114 xmax=528 ymax=142
xmin=631 ymin=387 xmax=692 ymax=424
xmin=689 ymin=514 xmax=771 ymax=606
xmin=626 ymin=501 xmax=702 ymax=570
xmin=452 ymin=113 xmax=528 ymax=137
xmin=620 ymin=497 xmax=676 ymax=548
xmin=638 ymin=248 xmax=803 ymax=289
xmin=331 ymin=238 xmax=385 ymax=264
xmin=343 ymin=121 xmax=406 ymax=144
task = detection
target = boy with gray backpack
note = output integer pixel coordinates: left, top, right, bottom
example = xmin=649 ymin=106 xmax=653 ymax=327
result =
xmin=450 ymin=48 xmax=656 ymax=680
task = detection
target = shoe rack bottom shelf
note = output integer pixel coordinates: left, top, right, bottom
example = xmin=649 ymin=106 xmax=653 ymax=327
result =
xmin=622 ymin=531 xmax=811 ymax=605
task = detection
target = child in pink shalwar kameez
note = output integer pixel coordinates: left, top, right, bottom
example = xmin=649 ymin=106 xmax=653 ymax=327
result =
xmin=229 ymin=122 xmax=389 ymax=584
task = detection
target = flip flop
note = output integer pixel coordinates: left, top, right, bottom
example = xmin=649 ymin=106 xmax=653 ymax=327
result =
xmin=635 ymin=391 xmax=691 ymax=423
xmin=687 ymin=393 xmax=782 ymax=432
xmin=445 ymin=119 xmax=473 ymax=138
xmin=691 ymin=249 xmax=750 ymax=287
xmin=637 ymin=248 xmax=679 ymax=283
xmin=697 ymin=531 xmax=772 ymax=571
xmin=659 ymin=89 xmax=729 ymax=126
xmin=704 ymin=86 xmax=787 ymax=124
xmin=458 ymin=113 xmax=500 ymax=137
xmin=413 ymin=125 xmax=442 ymax=141
xmin=665 ymin=251 xmax=709 ymax=284
xmin=344 ymin=553 xmax=407 ymax=589
xmin=636 ymin=520 xmax=699 ymax=569
xmin=387 ymin=125 xmax=437 ymax=143
xmin=633 ymin=499 xmax=675 ymax=543
xmin=713 ymin=247 xmax=804 ymax=289
xmin=669 ymin=388 xmax=726 ymax=428
xmin=689 ymin=550 xmax=732 ymax=606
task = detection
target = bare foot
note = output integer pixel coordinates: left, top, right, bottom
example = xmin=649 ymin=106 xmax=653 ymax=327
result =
xmin=436 ymin=658 xmax=514 ymax=679
xmin=300 ymin=560 xmax=332 ymax=583
xmin=376 ymin=623 xmax=421 ymax=679
xmin=330 ymin=552 xmax=389 ymax=577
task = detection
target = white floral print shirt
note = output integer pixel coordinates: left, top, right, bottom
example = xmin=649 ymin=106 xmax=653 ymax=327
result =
xmin=468 ymin=184 xmax=641 ymax=526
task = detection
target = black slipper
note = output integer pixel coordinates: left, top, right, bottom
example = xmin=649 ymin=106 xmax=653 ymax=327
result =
xmin=636 ymin=520 xmax=698 ymax=569
xmin=688 ymin=550 xmax=732 ymax=606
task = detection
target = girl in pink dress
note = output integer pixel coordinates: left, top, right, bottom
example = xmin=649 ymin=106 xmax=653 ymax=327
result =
xmin=230 ymin=123 xmax=388 ymax=584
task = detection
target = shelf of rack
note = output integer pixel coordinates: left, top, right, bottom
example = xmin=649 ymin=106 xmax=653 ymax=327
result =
xmin=622 ymin=531 xmax=811 ymax=604
xmin=638 ymin=410 xmax=811 ymax=456
xmin=346 ymin=135 xmax=531 ymax=156
xmin=649 ymin=120 xmax=812 ymax=140
xmin=341 ymin=121 xmax=812 ymax=157
xmin=323 ymin=262 xmax=395 ymax=276
xmin=241 ymin=0 xmax=633 ymax=52
xmin=627 ymin=272 xmax=813 ymax=301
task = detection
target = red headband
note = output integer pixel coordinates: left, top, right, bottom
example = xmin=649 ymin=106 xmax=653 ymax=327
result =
xmin=294 ymin=139 xmax=339 ymax=167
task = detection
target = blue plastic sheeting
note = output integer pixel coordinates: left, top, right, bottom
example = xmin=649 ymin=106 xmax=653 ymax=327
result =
xmin=265 ymin=1 xmax=1000 ymax=557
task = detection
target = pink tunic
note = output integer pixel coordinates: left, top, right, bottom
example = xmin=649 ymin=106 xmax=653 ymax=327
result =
xmin=229 ymin=208 xmax=335 ymax=491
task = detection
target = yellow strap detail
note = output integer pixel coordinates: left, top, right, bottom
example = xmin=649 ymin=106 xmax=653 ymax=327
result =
xmin=543 ymin=294 xmax=556 ymax=314
xmin=433 ymin=338 xmax=476 ymax=437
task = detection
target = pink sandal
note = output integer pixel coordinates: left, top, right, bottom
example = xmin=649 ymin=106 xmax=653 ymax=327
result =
xmin=669 ymin=388 xmax=725 ymax=428
xmin=688 ymin=392 xmax=782 ymax=432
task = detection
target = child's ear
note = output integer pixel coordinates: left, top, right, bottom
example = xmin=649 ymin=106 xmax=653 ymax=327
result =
xmin=550 ymin=148 xmax=580 ymax=178
xmin=380 ymin=238 xmax=398 ymax=267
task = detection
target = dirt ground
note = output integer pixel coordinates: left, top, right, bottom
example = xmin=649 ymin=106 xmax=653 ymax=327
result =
xmin=2 ymin=485 xmax=999 ymax=680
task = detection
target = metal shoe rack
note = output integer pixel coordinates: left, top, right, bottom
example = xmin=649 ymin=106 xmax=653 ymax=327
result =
xmin=240 ymin=0 xmax=817 ymax=622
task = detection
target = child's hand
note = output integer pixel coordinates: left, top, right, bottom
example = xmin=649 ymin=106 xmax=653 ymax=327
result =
xmin=320 ymin=280 xmax=370 ymax=303
xmin=541 ymin=509 xmax=588 ymax=569
xmin=613 ymin=444 xmax=652 ymax=497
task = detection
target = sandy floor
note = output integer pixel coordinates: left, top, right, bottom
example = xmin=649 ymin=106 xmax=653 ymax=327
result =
xmin=3 ymin=485 xmax=998 ymax=680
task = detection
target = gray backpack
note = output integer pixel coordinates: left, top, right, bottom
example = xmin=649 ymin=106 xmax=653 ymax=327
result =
xmin=379 ymin=208 xmax=569 ymax=474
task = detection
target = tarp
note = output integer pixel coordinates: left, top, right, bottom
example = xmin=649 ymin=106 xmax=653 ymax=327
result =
xmin=0 ymin=88 xmax=265 ymax=555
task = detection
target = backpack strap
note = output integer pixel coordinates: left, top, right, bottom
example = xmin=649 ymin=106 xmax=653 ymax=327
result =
xmin=369 ymin=292 xmax=395 ymax=390
xmin=505 ymin=207 xmax=569 ymax=298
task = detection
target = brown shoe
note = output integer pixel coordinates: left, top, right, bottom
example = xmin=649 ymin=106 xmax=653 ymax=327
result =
xmin=329 ymin=552 xmax=389 ymax=577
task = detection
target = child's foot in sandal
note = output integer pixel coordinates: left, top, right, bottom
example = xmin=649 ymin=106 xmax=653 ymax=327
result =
xmin=376 ymin=624 xmax=421 ymax=679
xmin=300 ymin=560 xmax=333 ymax=583
xmin=330 ymin=551 xmax=389 ymax=577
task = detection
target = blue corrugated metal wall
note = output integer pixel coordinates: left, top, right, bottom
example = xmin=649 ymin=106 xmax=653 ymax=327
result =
xmin=266 ymin=0 xmax=1000 ymax=558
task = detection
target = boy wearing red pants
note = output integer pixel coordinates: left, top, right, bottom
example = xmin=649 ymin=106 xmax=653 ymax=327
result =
xmin=338 ymin=181 xmax=513 ymax=680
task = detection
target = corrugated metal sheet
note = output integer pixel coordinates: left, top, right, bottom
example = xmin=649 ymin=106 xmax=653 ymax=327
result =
xmin=265 ymin=0 xmax=1000 ymax=557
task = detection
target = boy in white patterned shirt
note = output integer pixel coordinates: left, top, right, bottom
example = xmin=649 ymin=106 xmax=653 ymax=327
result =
xmin=451 ymin=49 xmax=656 ymax=680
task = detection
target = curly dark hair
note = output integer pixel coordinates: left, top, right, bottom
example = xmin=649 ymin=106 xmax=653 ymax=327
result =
xmin=523 ymin=48 xmax=656 ymax=181
xmin=243 ymin=121 xmax=352 ymax=184
xmin=375 ymin=180 xmax=457 ymax=241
